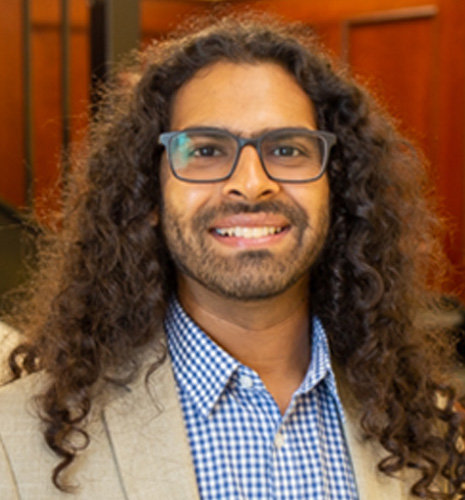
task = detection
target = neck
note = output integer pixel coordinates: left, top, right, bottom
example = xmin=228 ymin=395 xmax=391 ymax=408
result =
xmin=177 ymin=274 xmax=312 ymax=413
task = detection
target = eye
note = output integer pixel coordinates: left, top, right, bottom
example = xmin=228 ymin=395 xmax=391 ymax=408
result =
xmin=192 ymin=145 xmax=223 ymax=157
xmin=270 ymin=145 xmax=301 ymax=157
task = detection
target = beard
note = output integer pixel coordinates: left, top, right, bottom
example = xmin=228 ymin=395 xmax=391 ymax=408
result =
xmin=161 ymin=199 xmax=329 ymax=301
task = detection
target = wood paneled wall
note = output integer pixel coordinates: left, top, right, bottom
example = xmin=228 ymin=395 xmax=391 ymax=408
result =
xmin=30 ymin=0 xmax=89 ymax=217
xmin=1 ymin=0 xmax=463 ymax=289
xmin=0 ymin=0 xmax=26 ymax=208
xmin=0 ymin=0 xmax=89 ymax=215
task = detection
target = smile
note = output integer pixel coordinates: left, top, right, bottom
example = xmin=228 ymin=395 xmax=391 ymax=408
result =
xmin=213 ymin=226 xmax=286 ymax=238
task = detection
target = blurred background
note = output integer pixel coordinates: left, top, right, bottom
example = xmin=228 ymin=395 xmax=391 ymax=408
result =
xmin=0 ymin=0 xmax=464 ymax=307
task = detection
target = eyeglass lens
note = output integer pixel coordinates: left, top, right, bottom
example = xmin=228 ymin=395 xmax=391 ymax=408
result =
xmin=169 ymin=130 xmax=326 ymax=181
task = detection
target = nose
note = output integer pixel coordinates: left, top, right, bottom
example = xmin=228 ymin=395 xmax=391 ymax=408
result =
xmin=221 ymin=145 xmax=280 ymax=201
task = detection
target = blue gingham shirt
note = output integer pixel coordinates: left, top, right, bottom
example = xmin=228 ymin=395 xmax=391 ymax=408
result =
xmin=165 ymin=298 xmax=359 ymax=499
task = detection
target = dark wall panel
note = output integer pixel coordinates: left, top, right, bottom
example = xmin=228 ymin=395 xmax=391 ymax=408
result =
xmin=0 ymin=0 xmax=25 ymax=207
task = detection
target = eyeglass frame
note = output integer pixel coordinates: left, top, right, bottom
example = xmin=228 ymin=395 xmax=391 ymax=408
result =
xmin=158 ymin=127 xmax=337 ymax=184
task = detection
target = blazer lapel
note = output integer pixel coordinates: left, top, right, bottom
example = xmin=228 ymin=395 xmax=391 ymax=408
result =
xmin=343 ymin=412 xmax=411 ymax=499
xmin=335 ymin=365 xmax=415 ymax=500
xmin=102 ymin=351 xmax=200 ymax=500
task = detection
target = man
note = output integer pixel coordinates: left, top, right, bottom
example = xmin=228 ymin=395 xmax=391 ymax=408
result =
xmin=0 ymin=14 xmax=464 ymax=499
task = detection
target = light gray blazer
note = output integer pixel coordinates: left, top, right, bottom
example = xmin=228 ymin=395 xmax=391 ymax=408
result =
xmin=0 ymin=344 xmax=423 ymax=499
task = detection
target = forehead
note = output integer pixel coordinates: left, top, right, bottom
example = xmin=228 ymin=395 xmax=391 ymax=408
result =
xmin=169 ymin=61 xmax=317 ymax=133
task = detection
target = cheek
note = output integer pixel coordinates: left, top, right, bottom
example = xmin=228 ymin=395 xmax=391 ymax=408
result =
xmin=287 ymin=177 xmax=330 ymax=222
xmin=161 ymin=171 xmax=218 ymax=220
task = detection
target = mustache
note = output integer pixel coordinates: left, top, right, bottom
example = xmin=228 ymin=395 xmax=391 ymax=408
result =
xmin=192 ymin=200 xmax=309 ymax=230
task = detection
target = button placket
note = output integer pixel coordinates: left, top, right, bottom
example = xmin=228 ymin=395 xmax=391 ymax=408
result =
xmin=273 ymin=430 xmax=286 ymax=449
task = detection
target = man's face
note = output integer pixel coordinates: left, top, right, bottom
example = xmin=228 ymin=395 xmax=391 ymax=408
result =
xmin=160 ymin=61 xmax=330 ymax=300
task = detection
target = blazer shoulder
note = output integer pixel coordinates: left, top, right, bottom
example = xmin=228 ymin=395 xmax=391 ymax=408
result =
xmin=0 ymin=372 xmax=129 ymax=499
xmin=0 ymin=321 xmax=22 ymax=384
xmin=0 ymin=372 xmax=49 ymax=468
xmin=0 ymin=373 xmax=58 ymax=499
xmin=0 ymin=371 xmax=46 ymax=418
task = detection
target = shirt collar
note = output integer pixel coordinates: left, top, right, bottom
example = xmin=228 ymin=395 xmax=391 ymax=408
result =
xmin=165 ymin=297 xmax=239 ymax=419
xmin=298 ymin=316 xmax=345 ymax=419
xmin=165 ymin=297 xmax=344 ymax=420
xmin=299 ymin=316 xmax=333 ymax=394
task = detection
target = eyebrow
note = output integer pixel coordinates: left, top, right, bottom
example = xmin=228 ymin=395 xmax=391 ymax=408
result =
xmin=179 ymin=125 xmax=307 ymax=138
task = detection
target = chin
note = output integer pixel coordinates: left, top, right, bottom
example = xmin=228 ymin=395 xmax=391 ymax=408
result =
xmin=193 ymin=271 xmax=305 ymax=301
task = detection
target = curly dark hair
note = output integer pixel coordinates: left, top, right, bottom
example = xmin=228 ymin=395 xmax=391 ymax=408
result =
xmin=6 ymin=12 xmax=465 ymax=497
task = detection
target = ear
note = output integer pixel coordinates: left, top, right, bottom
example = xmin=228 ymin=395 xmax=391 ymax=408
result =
xmin=150 ymin=209 xmax=159 ymax=226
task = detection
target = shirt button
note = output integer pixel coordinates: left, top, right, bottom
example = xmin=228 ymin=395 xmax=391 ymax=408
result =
xmin=239 ymin=374 xmax=254 ymax=389
xmin=274 ymin=431 xmax=285 ymax=449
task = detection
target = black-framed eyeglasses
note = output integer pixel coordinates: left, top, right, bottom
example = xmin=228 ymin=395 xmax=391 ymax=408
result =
xmin=158 ymin=127 xmax=337 ymax=183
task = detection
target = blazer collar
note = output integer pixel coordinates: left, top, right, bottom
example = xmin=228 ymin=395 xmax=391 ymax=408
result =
xmin=101 ymin=347 xmax=200 ymax=500
xmin=335 ymin=363 xmax=417 ymax=500
xmin=343 ymin=410 xmax=412 ymax=499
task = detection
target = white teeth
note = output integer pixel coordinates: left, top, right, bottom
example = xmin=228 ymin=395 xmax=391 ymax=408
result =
xmin=215 ymin=226 xmax=284 ymax=238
